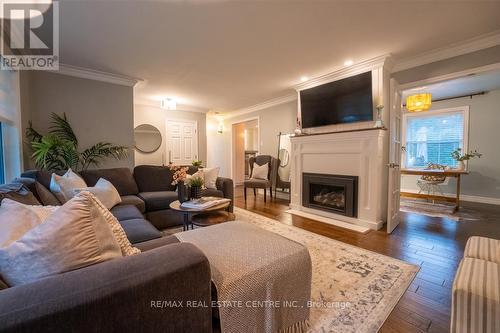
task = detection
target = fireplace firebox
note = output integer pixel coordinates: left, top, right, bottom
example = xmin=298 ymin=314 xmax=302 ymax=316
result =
xmin=302 ymin=173 xmax=358 ymax=217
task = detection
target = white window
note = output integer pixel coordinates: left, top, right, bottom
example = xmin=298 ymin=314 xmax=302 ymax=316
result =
xmin=402 ymin=106 xmax=469 ymax=169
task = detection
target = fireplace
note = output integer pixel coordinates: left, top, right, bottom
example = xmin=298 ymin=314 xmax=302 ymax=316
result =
xmin=302 ymin=173 xmax=358 ymax=218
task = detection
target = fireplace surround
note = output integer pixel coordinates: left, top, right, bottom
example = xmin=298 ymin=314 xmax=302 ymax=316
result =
xmin=302 ymin=173 xmax=358 ymax=218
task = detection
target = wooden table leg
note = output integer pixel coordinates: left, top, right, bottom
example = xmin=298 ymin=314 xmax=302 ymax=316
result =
xmin=455 ymin=174 xmax=461 ymax=212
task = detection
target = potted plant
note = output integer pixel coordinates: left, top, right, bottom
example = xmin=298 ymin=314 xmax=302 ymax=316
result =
xmin=186 ymin=175 xmax=204 ymax=199
xmin=192 ymin=160 xmax=203 ymax=167
xmin=451 ymin=148 xmax=482 ymax=170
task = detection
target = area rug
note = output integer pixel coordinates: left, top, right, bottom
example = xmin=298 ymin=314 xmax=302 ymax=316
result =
xmin=166 ymin=208 xmax=419 ymax=333
xmin=400 ymin=198 xmax=480 ymax=222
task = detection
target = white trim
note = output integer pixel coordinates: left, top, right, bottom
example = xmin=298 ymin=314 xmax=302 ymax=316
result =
xmin=401 ymin=188 xmax=500 ymax=206
xmin=401 ymin=106 xmax=470 ymax=169
xmin=54 ymin=64 xmax=142 ymax=87
xmin=399 ymin=62 xmax=500 ymax=91
xmin=225 ymin=94 xmax=296 ymax=119
xmin=393 ymin=30 xmax=500 ymax=72
xmin=294 ymin=54 xmax=393 ymax=91
xmin=229 ymin=116 xmax=260 ymax=182
xmin=285 ymin=209 xmax=371 ymax=233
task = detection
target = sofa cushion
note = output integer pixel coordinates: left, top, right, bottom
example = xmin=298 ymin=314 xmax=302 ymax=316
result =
xmin=80 ymin=168 xmax=139 ymax=196
xmin=110 ymin=204 xmax=144 ymax=221
xmin=135 ymin=235 xmax=180 ymax=252
xmin=139 ymin=191 xmax=178 ymax=211
xmin=201 ymin=188 xmax=224 ymax=198
xmin=118 ymin=195 xmax=146 ymax=213
xmin=0 ymin=183 xmax=40 ymax=206
xmin=134 ymin=165 xmax=177 ymax=192
xmin=119 ymin=218 xmax=162 ymax=244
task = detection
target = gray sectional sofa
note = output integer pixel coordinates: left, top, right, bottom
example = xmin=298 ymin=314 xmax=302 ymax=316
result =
xmin=0 ymin=165 xmax=234 ymax=333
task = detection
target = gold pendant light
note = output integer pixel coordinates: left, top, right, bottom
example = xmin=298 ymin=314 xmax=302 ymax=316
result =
xmin=406 ymin=93 xmax=432 ymax=112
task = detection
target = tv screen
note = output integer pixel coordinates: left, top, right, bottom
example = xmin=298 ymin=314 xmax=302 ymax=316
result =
xmin=300 ymin=71 xmax=373 ymax=128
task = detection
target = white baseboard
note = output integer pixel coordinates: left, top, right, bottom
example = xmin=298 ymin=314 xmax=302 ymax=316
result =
xmin=401 ymin=188 xmax=500 ymax=206
xmin=285 ymin=209 xmax=371 ymax=233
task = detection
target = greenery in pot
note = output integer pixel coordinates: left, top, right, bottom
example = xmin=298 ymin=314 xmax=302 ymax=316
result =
xmin=186 ymin=175 xmax=204 ymax=199
xmin=451 ymin=148 xmax=482 ymax=169
xmin=192 ymin=159 xmax=203 ymax=167
xmin=26 ymin=113 xmax=128 ymax=172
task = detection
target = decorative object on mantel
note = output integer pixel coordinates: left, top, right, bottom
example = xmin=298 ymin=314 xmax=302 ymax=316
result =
xmin=294 ymin=116 xmax=302 ymax=135
xmin=406 ymin=93 xmax=432 ymax=112
xmin=451 ymin=148 xmax=482 ymax=170
xmin=373 ymin=104 xmax=385 ymax=128
xmin=26 ymin=113 xmax=128 ymax=172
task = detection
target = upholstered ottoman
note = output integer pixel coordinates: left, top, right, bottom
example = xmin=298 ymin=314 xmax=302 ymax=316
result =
xmin=464 ymin=236 xmax=500 ymax=263
xmin=452 ymin=257 xmax=500 ymax=332
xmin=176 ymin=221 xmax=312 ymax=333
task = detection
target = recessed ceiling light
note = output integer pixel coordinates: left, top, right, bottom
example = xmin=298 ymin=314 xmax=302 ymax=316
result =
xmin=344 ymin=60 xmax=353 ymax=66
xmin=300 ymin=76 xmax=308 ymax=82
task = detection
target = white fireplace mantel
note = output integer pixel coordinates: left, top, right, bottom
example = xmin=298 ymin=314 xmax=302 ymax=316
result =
xmin=290 ymin=129 xmax=388 ymax=230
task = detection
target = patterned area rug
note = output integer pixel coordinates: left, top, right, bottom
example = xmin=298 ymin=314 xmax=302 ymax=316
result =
xmin=164 ymin=207 xmax=419 ymax=333
xmin=400 ymin=198 xmax=480 ymax=222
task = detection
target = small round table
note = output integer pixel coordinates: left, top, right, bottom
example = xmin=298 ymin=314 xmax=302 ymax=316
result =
xmin=169 ymin=199 xmax=232 ymax=231
xmin=191 ymin=211 xmax=236 ymax=227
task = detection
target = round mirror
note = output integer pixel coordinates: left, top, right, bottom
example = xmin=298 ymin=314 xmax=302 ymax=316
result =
xmin=278 ymin=148 xmax=289 ymax=167
xmin=134 ymin=124 xmax=162 ymax=153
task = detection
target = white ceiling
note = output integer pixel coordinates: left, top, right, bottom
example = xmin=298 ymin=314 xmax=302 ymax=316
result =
xmin=56 ymin=1 xmax=500 ymax=111
xmin=402 ymin=69 xmax=500 ymax=101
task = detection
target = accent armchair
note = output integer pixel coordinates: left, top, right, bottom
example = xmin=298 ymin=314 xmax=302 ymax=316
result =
xmin=244 ymin=155 xmax=278 ymax=203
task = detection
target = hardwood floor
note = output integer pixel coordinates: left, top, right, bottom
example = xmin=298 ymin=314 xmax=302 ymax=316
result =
xmin=234 ymin=186 xmax=500 ymax=333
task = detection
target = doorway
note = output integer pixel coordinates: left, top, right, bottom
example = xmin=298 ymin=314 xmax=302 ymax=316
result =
xmin=231 ymin=118 xmax=259 ymax=185
xmin=165 ymin=119 xmax=198 ymax=165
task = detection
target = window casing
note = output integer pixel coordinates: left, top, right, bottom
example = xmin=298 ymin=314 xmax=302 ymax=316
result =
xmin=402 ymin=106 xmax=469 ymax=169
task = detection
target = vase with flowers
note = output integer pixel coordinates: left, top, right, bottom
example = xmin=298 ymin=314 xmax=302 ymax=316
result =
xmin=168 ymin=164 xmax=190 ymax=202
xmin=451 ymin=148 xmax=482 ymax=170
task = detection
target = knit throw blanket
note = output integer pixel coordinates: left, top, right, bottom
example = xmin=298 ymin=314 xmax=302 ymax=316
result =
xmin=175 ymin=221 xmax=311 ymax=333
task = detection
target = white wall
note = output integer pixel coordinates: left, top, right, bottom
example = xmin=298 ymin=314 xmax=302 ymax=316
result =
xmin=0 ymin=69 xmax=22 ymax=182
xmin=134 ymin=104 xmax=207 ymax=166
xmin=207 ymin=100 xmax=297 ymax=178
xmin=401 ymin=88 xmax=500 ymax=201
xmin=21 ymin=71 xmax=135 ymax=170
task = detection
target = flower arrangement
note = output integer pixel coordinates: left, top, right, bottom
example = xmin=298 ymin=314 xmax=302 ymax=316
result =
xmin=451 ymin=148 xmax=482 ymax=161
xmin=168 ymin=164 xmax=189 ymax=185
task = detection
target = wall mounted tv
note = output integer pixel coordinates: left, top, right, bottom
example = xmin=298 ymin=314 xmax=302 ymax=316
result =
xmin=300 ymin=71 xmax=373 ymax=128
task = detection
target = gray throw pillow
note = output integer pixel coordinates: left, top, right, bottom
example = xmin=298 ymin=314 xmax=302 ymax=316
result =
xmin=35 ymin=181 xmax=61 ymax=206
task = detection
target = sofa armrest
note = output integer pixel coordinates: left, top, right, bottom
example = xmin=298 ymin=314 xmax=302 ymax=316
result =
xmin=216 ymin=177 xmax=234 ymax=212
xmin=0 ymin=243 xmax=212 ymax=333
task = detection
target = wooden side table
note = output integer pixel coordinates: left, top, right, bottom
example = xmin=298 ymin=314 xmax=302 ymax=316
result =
xmin=191 ymin=211 xmax=236 ymax=227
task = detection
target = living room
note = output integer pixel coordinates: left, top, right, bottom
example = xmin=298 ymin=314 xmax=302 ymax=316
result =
xmin=1 ymin=1 xmax=500 ymax=333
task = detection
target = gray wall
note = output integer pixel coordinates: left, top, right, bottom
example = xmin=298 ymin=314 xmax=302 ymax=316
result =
xmin=134 ymin=104 xmax=207 ymax=166
xmin=21 ymin=71 xmax=134 ymax=170
xmin=401 ymin=89 xmax=500 ymax=200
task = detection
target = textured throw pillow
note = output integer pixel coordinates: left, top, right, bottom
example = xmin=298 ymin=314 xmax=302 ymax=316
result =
xmin=0 ymin=199 xmax=42 ymax=248
xmin=49 ymin=168 xmax=87 ymax=203
xmin=200 ymin=167 xmax=220 ymax=189
xmin=0 ymin=192 xmax=123 ymax=286
xmin=82 ymin=191 xmax=140 ymax=256
xmin=251 ymin=163 xmax=269 ymax=180
xmin=35 ymin=181 xmax=61 ymax=206
xmin=73 ymin=178 xmax=122 ymax=209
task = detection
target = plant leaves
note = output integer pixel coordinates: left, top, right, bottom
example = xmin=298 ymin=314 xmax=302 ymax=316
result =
xmin=49 ymin=113 xmax=78 ymax=147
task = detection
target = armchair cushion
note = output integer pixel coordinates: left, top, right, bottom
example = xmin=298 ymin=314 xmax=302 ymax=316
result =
xmin=244 ymin=179 xmax=272 ymax=188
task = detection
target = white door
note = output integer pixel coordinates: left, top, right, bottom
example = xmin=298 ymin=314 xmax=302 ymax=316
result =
xmin=387 ymin=78 xmax=403 ymax=233
xmin=166 ymin=120 xmax=198 ymax=165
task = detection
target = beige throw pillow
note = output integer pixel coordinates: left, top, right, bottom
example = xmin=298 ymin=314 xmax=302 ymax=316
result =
xmin=200 ymin=167 xmax=220 ymax=189
xmin=74 ymin=178 xmax=122 ymax=209
xmin=0 ymin=199 xmax=42 ymax=248
xmin=251 ymin=163 xmax=269 ymax=180
xmin=50 ymin=169 xmax=87 ymax=203
xmin=0 ymin=192 xmax=123 ymax=286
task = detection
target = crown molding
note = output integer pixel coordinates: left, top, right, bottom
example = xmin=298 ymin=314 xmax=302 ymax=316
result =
xmin=225 ymin=93 xmax=297 ymax=119
xmin=294 ymin=54 xmax=393 ymax=91
xmin=393 ymin=30 xmax=500 ymax=72
xmin=54 ymin=64 xmax=142 ymax=87
xmin=134 ymin=102 xmax=209 ymax=114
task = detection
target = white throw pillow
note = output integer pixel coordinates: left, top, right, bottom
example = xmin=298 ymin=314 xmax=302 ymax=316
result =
xmin=0 ymin=192 xmax=123 ymax=286
xmin=0 ymin=199 xmax=42 ymax=248
xmin=200 ymin=167 xmax=220 ymax=189
xmin=73 ymin=178 xmax=122 ymax=209
xmin=251 ymin=163 xmax=269 ymax=180
xmin=50 ymin=168 xmax=87 ymax=203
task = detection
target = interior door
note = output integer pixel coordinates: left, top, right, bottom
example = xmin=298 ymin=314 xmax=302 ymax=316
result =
xmin=387 ymin=78 xmax=403 ymax=233
xmin=166 ymin=120 xmax=198 ymax=165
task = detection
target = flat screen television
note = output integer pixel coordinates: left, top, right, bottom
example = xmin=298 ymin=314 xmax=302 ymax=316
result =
xmin=300 ymin=71 xmax=373 ymax=128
